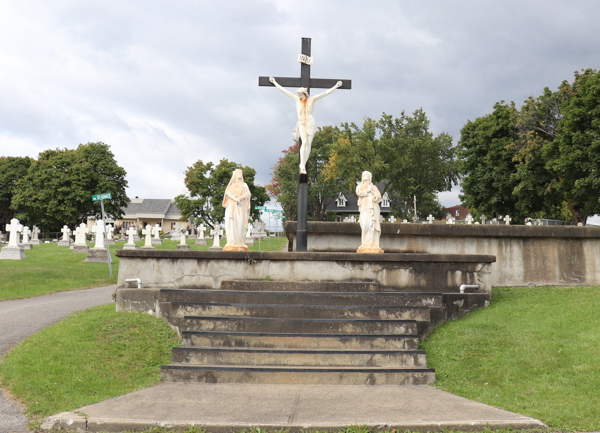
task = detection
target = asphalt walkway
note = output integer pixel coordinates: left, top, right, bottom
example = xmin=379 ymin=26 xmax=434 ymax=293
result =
xmin=43 ymin=382 xmax=546 ymax=432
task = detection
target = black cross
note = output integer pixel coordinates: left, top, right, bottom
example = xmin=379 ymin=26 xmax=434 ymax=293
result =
xmin=258 ymin=38 xmax=351 ymax=94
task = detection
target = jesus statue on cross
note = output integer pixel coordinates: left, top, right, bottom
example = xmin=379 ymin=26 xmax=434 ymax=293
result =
xmin=269 ymin=77 xmax=342 ymax=174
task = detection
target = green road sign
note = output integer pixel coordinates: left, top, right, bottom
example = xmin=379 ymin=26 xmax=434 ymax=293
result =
xmin=253 ymin=206 xmax=267 ymax=210
xmin=92 ymin=193 xmax=112 ymax=201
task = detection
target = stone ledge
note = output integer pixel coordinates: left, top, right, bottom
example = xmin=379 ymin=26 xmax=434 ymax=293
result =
xmin=116 ymin=249 xmax=495 ymax=263
xmin=285 ymin=221 xmax=600 ymax=238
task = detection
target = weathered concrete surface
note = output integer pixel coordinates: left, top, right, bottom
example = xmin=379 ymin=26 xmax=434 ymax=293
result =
xmin=42 ymin=383 xmax=546 ymax=432
xmin=0 ymin=246 xmax=26 ymax=260
xmin=115 ymin=250 xmax=495 ymax=293
xmin=85 ymin=248 xmax=108 ymax=263
xmin=286 ymin=222 xmax=600 ymax=287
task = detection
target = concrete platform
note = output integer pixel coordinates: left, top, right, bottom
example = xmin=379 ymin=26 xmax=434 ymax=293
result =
xmin=42 ymin=383 xmax=546 ymax=432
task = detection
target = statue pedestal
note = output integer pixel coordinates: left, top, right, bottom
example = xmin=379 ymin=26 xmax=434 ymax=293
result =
xmin=223 ymin=245 xmax=248 ymax=252
xmin=85 ymin=248 xmax=108 ymax=263
xmin=195 ymin=238 xmax=207 ymax=245
xmin=357 ymin=246 xmax=384 ymax=254
xmin=208 ymin=245 xmax=223 ymax=251
xmin=72 ymin=245 xmax=89 ymax=254
xmin=176 ymin=244 xmax=190 ymax=251
xmin=0 ymin=246 xmax=26 ymax=260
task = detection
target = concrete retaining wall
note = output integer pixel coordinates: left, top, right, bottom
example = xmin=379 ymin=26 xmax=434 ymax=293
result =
xmin=285 ymin=222 xmax=600 ymax=287
xmin=115 ymin=250 xmax=495 ymax=293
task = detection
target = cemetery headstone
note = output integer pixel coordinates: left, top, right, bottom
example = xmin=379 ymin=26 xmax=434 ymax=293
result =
xmin=504 ymin=215 xmax=512 ymax=225
xmin=446 ymin=216 xmax=456 ymax=225
xmin=465 ymin=214 xmax=474 ymax=224
xmin=58 ymin=225 xmax=71 ymax=247
xmin=85 ymin=220 xmax=108 ymax=263
xmin=176 ymin=231 xmax=190 ymax=251
xmin=245 ymin=222 xmax=254 ymax=246
xmin=0 ymin=218 xmax=26 ymax=260
xmin=30 ymin=225 xmax=41 ymax=245
xmin=21 ymin=226 xmax=33 ymax=250
xmin=252 ymin=220 xmax=267 ymax=239
xmin=73 ymin=223 xmax=89 ymax=253
xmin=106 ymin=224 xmax=116 ymax=245
xmin=388 ymin=216 xmax=397 ymax=223
xmin=402 ymin=219 xmax=408 ymax=224
xmin=208 ymin=227 xmax=224 ymax=251
xmin=195 ymin=223 xmax=207 ymax=245
xmin=141 ymin=224 xmax=155 ymax=249
xmin=151 ymin=224 xmax=163 ymax=245
xmin=427 ymin=214 xmax=435 ymax=224
xmin=480 ymin=214 xmax=487 ymax=225
xmin=123 ymin=226 xmax=137 ymax=250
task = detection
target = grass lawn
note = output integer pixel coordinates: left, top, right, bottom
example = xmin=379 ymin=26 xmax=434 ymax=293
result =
xmin=421 ymin=286 xmax=600 ymax=431
xmin=0 ymin=303 xmax=179 ymax=426
xmin=0 ymin=236 xmax=287 ymax=301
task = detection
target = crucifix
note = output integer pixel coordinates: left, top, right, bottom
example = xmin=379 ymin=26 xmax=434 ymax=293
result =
xmin=259 ymin=37 xmax=352 ymax=252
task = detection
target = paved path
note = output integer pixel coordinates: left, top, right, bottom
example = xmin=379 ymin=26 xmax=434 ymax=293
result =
xmin=43 ymin=383 xmax=547 ymax=432
xmin=0 ymin=285 xmax=116 ymax=433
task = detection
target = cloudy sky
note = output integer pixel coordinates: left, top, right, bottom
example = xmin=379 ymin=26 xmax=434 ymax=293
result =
xmin=1 ymin=0 xmax=599 ymax=219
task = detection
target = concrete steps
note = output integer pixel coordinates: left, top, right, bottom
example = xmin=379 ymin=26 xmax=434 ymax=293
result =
xmin=160 ymin=282 xmax=442 ymax=385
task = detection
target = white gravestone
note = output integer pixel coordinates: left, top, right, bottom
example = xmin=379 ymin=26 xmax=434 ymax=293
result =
xmin=176 ymin=231 xmax=190 ymax=251
xmin=151 ymin=224 xmax=163 ymax=245
xmin=491 ymin=218 xmax=498 ymax=225
xmin=21 ymin=226 xmax=33 ymax=249
xmin=123 ymin=226 xmax=137 ymax=250
xmin=388 ymin=216 xmax=397 ymax=223
xmin=141 ymin=224 xmax=155 ymax=249
xmin=208 ymin=227 xmax=224 ymax=251
xmin=73 ymin=223 xmax=89 ymax=253
xmin=58 ymin=225 xmax=71 ymax=247
xmin=480 ymin=215 xmax=487 ymax=225
xmin=245 ymin=222 xmax=254 ymax=246
xmin=465 ymin=214 xmax=474 ymax=224
xmin=195 ymin=223 xmax=207 ymax=245
xmin=446 ymin=216 xmax=455 ymax=225
xmin=350 ymin=215 xmax=357 ymax=223
xmin=504 ymin=215 xmax=512 ymax=225
xmin=427 ymin=214 xmax=435 ymax=224
xmin=402 ymin=219 xmax=408 ymax=224
xmin=30 ymin=225 xmax=41 ymax=245
xmin=0 ymin=218 xmax=26 ymax=260
xmin=106 ymin=224 xmax=116 ymax=245
xmin=85 ymin=220 xmax=108 ymax=263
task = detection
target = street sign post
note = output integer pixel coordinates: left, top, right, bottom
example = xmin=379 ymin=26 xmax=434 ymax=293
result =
xmin=93 ymin=193 xmax=112 ymax=277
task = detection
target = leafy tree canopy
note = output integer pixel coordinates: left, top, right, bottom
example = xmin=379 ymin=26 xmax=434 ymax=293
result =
xmin=11 ymin=142 xmax=129 ymax=231
xmin=174 ymin=159 xmax=268 ymax=229
xmin=0 ymin=156 xmax=33 ymax=228
xmin=324 ymin=110 xmax=459 ymax=220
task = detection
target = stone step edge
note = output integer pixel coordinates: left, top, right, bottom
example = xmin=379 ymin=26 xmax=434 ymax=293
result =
xmin=163 ymin=289 xmax=444 ymax=297
xmin=183 ymin=316 xmax=421 ymax=324
xmin=173 ymin=301 xmax=433 ymax=310
xmin=182 ymin=330 xmax=420 ymax=338
xmin=161 ymin=363 xmax=435 ymax=373
xmin=173 ymin=347 xmax=426 ymax=355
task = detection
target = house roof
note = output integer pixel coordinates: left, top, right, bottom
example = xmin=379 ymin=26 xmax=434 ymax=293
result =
xmin=325 ymin=183 xmax=390 ymax=213
xmin=122 ymin=199 xmax=181 ymax=219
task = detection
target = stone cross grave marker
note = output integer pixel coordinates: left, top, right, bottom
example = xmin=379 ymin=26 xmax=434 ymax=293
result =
xmin=142 ymin=224 xmax=153 ymax=248
xmin=75 ymin=223 xmax=87 ymax=245
xmin=504 ymin=215 xmax=512 ymax=225
xmin=388 ymin=216 xmax=397 ymax=223
xmin=446 ymin=216 xmax=455 ymax=225
xmin=465 ymin=214 xmax=474 ymax=224
xmin=197 ymin=224 xmax=205 ymax=239
xmin=211 ymin=227 xmax=223 ymax=246
xmin=259 ymin=37 xmax=351 ymax=252
xmin=92 ymin=221 xmax=106 ymax=249
xmin=427 ymin=214 xmax=435 ymax=224
xmin=126 ymin=226 xmax=136 ymax=245
xmin=21 ymin=226 xmax=31 ymax=244
xmin=480 ymin=214 xmax=487 ymax=225
xmin=350 ymin=216 xmax=356 ymax=223
xmin=152 ymin=224 xmax=161 ymax=239
xmin=61 ymin=225 xmax=71 ymax=241
xmin=179 ymin=232 xmax=187 ymax=246
xmin=32 ymin=225 xmax=39 ymax=241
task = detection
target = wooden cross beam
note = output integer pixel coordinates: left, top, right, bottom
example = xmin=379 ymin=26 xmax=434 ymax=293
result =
xmin=258 ymin=38 xmax=351 ymax=94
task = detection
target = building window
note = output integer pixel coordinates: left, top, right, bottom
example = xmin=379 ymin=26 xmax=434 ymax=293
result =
xmin=456 ymin=210 xmax=460 ymax=217
xmin=336 ymin=193 xmax=347 ymax=207
xmin=381 ymin=192 xmax=390 ymax=208
xmin=171 ymin=222 xmax=177 ymax=230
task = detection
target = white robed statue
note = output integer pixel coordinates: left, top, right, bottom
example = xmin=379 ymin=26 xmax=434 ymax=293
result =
xmin=356 ymin=171 xmax=384 ymax=254
xmin=222 ymin=169 xmax=251 ymax=251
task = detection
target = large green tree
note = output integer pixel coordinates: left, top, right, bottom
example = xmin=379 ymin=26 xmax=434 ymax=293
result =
xmin=267 ymin=127 xmax=342 ymax=222
xmin=0 ymin=156 xmax=33 ymax=228
xmin=11 ymin=142 xmax=129 ymax=231
xmin=174 ymin=159 xmax=268 ymax=229
xmin=324 ymin=110 xmax=458 ymax=220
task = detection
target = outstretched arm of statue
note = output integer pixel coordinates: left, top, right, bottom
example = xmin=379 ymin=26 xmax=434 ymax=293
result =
xmin=313 ymin=81 xmax=343 ymax=101
xmin=269 ymin=77 xmax=296 ymax=100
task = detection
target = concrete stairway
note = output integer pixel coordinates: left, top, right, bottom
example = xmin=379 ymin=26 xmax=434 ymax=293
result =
xmin=160 ymin=281 xmax=442 ymax=385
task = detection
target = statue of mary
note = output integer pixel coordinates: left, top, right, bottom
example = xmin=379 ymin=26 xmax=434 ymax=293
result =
xmin=356 ymin=171 xmax=384 ymax=254
xmin=222 ymin=169 xmax=252 ymax=251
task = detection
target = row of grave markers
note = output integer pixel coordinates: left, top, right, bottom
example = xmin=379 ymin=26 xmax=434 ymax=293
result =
xmin=341 ymin=214 xmax=514 ymax=225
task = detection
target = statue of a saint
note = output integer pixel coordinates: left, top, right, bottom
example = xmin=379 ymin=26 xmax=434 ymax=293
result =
xmin=356 ymin=171 xmax=384 ymax=254
xmin=222 ymin=169 xmax=252 ymax=251
xmin=269 ymin=77 xmax=342 ymax=174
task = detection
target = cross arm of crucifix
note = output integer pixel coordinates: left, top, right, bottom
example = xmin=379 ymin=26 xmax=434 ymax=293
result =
xmin=313 ymin=81 xmax=343 ymax=100
xmin=269 ymin=77 xmax=296 ymax=100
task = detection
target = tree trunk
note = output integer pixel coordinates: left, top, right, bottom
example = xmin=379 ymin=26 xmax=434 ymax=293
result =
xmin=567 ymin=199 xmax=587 ymax=225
